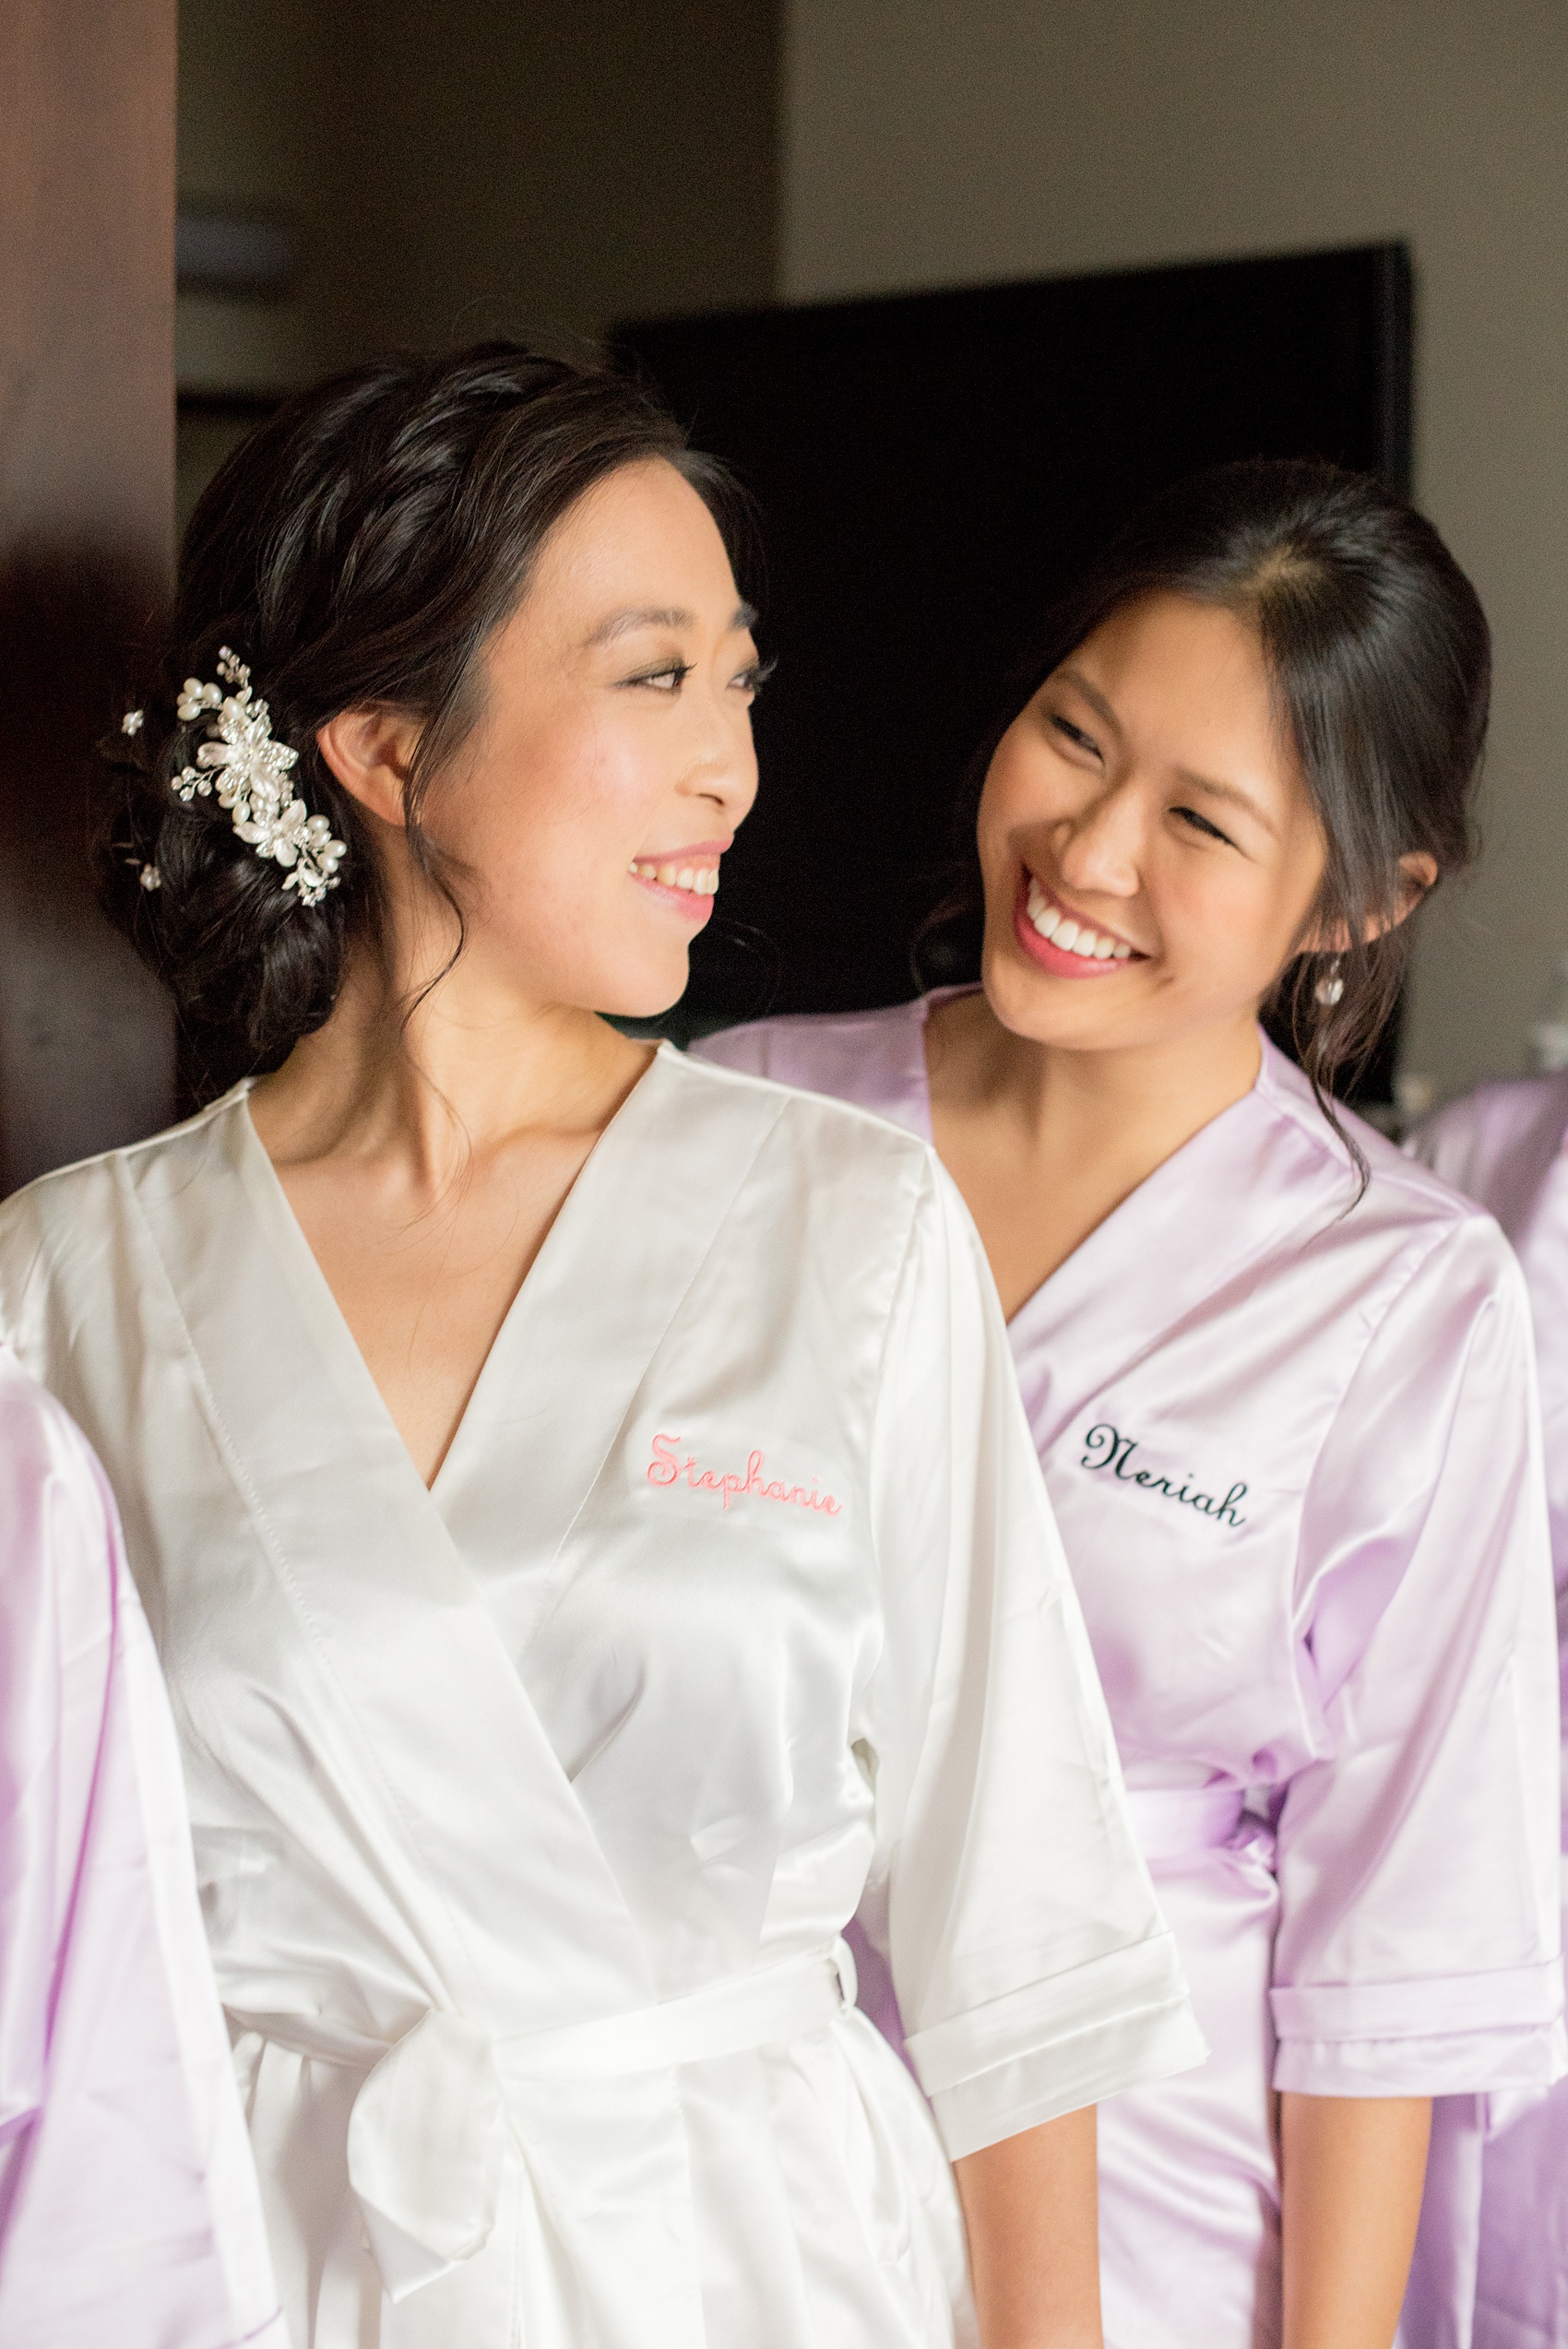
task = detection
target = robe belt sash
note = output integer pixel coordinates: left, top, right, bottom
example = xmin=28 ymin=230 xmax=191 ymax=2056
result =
xmin=234 ymin=1938 xmax=859 ymax=2304
xmin=1125 ymin=1785 xmax=1249 ymax=1860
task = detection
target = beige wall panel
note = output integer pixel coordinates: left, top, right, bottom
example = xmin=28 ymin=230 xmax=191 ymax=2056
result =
xmin=781 ymin=0 xmax=1568 ymax=1097
xmin=344 ymin=0 xmax=778 ymax=354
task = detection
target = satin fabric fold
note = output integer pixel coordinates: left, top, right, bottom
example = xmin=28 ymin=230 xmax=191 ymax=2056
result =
xmin=0 ymin=1344 xmax=284 ymax=2347
xmin=1412 ymin=1075 xmax=1568 ymax=2347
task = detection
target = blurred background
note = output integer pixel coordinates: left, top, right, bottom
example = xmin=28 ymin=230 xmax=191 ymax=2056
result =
xmin=5 ymin=0 xmax=1566 ymax=1181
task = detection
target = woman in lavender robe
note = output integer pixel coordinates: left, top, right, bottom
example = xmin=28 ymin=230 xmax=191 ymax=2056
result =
xmin=1408 ymin=1072 xmax=1568 ymax=2346
xmin=698 ymin=459 xmax=1563 ymax=2349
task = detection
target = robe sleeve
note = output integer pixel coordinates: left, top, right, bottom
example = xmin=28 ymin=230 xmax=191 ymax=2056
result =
xmin=1271 ymin=1216 xmax=1566 ymax=2099
xmin=853 ymin=1157 xmax=1206 ymax=2160
xmin=0 ymin=1353 xmax=286 ymax=2346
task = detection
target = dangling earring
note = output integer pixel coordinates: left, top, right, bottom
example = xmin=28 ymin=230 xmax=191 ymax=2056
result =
xmin=1314 ymin=956 xmax=1345 ymax=1007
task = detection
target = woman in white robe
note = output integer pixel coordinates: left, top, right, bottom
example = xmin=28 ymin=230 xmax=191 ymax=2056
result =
xmin=698 ymin=460 xmax=1564 ymax=2349
xmin=0 ymin=345 xmax=1200 ymax=2349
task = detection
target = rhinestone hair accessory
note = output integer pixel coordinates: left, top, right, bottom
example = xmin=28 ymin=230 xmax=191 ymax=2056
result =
xmin=174 ymin=647 xmax=346 ymax=908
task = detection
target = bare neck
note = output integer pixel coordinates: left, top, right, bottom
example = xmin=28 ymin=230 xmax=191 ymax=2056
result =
xmin=248 ymin=938 xmax=652 ymax=1188
xmin=244 ymin=936 xmax=656 ymax=1489
xmin=924 ymin=989 xmax=1264 ymax=1314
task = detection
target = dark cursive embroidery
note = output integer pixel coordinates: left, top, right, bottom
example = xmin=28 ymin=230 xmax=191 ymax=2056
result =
xmin=1079 ymin=1421 xmax=1247 ymax=1530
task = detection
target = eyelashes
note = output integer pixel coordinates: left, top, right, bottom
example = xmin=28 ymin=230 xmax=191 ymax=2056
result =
xmin=1048 ymin=710 xmax=1101 ymax=756
xmin=1172 ymin=805 xmax=1238 ymax=848
xmin=623 ymin=654 xmax=776 ymax=696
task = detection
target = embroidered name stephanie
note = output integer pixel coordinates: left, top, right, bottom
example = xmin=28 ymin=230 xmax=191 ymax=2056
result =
xmin=647 ymin=1432 xmax=843 ymax=1516
xmin=1080 ymin=1422 xmax=1248 ymax=1530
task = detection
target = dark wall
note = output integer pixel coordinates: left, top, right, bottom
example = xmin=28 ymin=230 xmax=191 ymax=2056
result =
xmin=623 ymin=245 xmax=1410 ymax=1090
xmin=0 ymin=0 xmax=176 ymax=1189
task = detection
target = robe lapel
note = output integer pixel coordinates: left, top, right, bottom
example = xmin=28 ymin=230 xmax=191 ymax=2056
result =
xmin=125 ymin=1062 xmax=776 ymax=2033
xmin=1004 ymin=1042 xmax=1336 ymax=1441
xmin=432 ymin=1048 xmax=788 ymax=1630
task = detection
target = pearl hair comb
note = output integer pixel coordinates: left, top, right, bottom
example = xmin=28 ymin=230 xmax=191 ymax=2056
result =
xmin=172 ymin=647 xmax=346 ymax=908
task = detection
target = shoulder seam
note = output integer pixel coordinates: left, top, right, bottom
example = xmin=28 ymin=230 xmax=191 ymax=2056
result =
xmin=1262 ymin=1057 xmax=1490 ymax=1229
xmin=679 ymin=1044 xmax=944 ymax=1168
xmin=1307 ymin=1207 xmax=1513 ymax=1502
xmin=6 ymin=1087 xmax=245 ymax=1196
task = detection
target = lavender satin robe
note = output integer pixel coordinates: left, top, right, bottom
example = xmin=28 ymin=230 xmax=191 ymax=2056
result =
xmin=0 ymin=1344 xmax=284 ymax=2348
xmin=1410 ymin=1074 xmax=1568 ymax=2348
xmin=697 ymin=997 xmax=1565 ymax=2349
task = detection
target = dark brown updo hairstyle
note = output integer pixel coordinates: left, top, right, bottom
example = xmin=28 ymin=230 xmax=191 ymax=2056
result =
xmin=101 ymin=341 xmax=747 ymax=1101
xmin=947 ymin=457 xmax=1489 ymax=1161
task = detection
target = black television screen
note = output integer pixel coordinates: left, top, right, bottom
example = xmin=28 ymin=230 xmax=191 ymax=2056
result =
xmin=618 ymin=241 xmax=1411 ymax=1091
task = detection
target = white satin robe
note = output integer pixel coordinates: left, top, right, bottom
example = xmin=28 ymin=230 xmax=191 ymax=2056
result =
xmin=0 ymin=1043 xmax=1201 ymax=2349
xmin=1411 ymin=1073 xmax=1568 ymax=2348
xmin=698 ymin=998 xmax=1565 ymax=2349
xmin=0 ymin=1345 xmax=284 ymax=2348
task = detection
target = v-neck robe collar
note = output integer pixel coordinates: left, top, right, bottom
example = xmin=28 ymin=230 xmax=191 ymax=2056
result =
xmin=886 ymin=993 xmax=1354 ymax=1430
xmin=1004 ymin=1043 xmax=1355 ymax=1435
xmin=433 ymin=1048 xmax=790 ymax=1644
xmin=129 ymin=1047 xmax=786 ymax=2035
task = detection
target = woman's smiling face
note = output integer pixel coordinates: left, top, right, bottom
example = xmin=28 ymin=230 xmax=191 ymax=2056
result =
xmin=362 ymin=457 xmax=765 ymax=1022
xmin=977 ymin=592 xmax=1330 ymax=1055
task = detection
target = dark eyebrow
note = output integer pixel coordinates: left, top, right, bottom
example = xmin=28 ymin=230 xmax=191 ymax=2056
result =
xmin=587 ymin=600 xmax=758 ymax=649
xmin=587 ymin=605 xmax=694 ymax=647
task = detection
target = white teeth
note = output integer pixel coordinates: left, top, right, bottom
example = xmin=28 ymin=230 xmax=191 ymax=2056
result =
xmin=633 ymin=860 xmax=720 ymax=894
xmin=1026 ymin=880 xmax=1058 ymax=939
xmin=1026 ymin=881 xmax=1137 ymax=962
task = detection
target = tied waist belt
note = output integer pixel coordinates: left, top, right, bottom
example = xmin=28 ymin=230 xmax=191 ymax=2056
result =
xmin=241 ymin=1938 xmax=857 ymax=2305
xmin=1125 ymin=1784 xmax=1251 ymax=1860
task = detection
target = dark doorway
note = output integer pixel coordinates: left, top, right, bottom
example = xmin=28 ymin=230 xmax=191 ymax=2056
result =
xmin=619 ymin=242 xmax=1411 ymax=1097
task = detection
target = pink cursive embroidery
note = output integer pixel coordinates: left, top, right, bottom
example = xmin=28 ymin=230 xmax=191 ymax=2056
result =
xmin=646 ymin=1432 xmax=843 ymax=1517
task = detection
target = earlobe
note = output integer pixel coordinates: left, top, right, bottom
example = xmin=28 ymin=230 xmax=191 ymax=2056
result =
xmin=1301 ymin=853 xmax=1439 ymax=955
xmin=1380 ymin=852 xmax=1439 ymax=937
xmin=315 ymin=708 xmax=418 ymax=830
